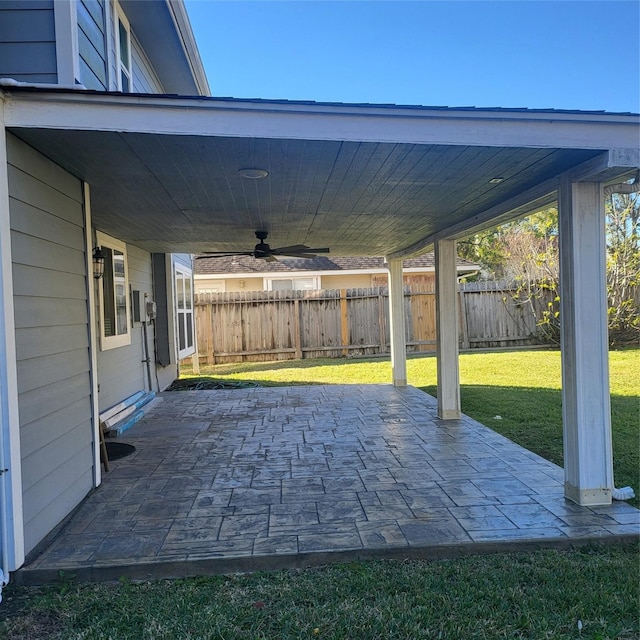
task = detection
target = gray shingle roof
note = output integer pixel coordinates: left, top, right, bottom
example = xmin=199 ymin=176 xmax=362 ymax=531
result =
xmin=195 ymin=254 xmax=477 ymax=275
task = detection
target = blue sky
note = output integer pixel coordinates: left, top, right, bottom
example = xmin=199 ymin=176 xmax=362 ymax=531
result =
xmin=184 ymin=1 xmax=640 ymax=113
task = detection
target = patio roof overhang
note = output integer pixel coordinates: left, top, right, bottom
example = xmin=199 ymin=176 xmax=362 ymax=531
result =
xmin=3 ymin=87 xmax=639 ymax=258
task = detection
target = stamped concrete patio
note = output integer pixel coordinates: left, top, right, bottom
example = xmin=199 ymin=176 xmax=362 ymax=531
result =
xmin=18 ymin=384 xmax=639 ymax=584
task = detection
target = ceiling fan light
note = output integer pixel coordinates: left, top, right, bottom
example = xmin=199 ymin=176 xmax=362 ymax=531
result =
xmin=239 ymin=168 xmax=269 ymax=179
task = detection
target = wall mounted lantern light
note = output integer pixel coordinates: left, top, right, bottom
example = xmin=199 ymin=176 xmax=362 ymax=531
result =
xmin=92 ymin=246 xmax=106 ymax=279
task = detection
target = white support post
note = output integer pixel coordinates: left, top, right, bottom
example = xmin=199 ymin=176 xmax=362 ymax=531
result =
xmin=435 ymin=239 xmax=461 ymax=420
xmin=559 ymin=178 xmax=613 ymax=506
xmin=82 ymin=184 xmax=102 ymax=488
xmin=386 ymin=258 xmax=407 ymax=386
xmin=0 ymin=106 xmax=25 ymax=572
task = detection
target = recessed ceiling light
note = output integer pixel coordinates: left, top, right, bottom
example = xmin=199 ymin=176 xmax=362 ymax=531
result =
xmin=239 ymin=168 xmax=269 ymax=179
xmin=489 ymin=177 xmax=504 ymax=184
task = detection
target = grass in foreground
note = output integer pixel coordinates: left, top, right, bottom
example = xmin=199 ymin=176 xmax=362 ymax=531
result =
xmin=181 ymin=348 xmax=639 ymax=504
xmin=1 ymin=545 xmax=638 ymax=639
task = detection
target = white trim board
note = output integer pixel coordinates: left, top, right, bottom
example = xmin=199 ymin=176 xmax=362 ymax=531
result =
xmin=4 ymin=91 xmax=639 ymax=151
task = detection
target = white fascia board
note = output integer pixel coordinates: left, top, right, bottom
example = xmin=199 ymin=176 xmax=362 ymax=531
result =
xmin=3 ymin=91 xmax=639 ymax=151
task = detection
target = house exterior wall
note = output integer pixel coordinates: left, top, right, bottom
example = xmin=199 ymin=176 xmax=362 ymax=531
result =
xmin=96 ymin=245 xmax=183 ymax=412
xmin=322 ymin=273 xmax=372 ymax=289
xmin=105 ymin=1 xmax=165 ymax=94
xmin=194 ymin=272 xmax=435 ymax=293
xmin=131 ymin=34 xmax=163 ymax=93
xmin=0 ymin=0 xmax=58 ymax=84
xmin=7 ymin=133 xmax=94 ymax=555
xmin=77 ymin=0 xmax=108 ymax=90
xmin=96 ymin=243 xmax=150 ymax=411
xmin=372 ymin=273 xmax=436 ymax=288
xmin=196 ymin=276 xmax=260 ymax=293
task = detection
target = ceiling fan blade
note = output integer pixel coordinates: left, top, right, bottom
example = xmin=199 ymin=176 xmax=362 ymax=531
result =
xmin=271 ymin=244 xmax=310 ymax=254
xmin=303 ymin=247 xmax=330 ymax=254
xmin=275 ymin=252 xmax=323 ymax=259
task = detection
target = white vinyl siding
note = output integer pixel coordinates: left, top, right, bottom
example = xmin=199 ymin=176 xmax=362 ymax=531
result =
xmin=7 ymin=134 xmax=93 ymax=555
xmin=0 ymin=0 xmax=57 ymax=84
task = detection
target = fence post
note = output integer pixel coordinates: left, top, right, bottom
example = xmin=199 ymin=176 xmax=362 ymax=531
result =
xmin=458 ymin=287 xmax=470 ymax=350
xmin=340 ymin=288 xmax=349 ymax=356
xmin=293 ymin=297 xmax=302 ymax=359
xmin=377 ymin=289 xmax=386 ymax=354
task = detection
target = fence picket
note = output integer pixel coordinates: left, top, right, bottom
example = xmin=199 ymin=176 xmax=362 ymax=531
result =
xmin=193 ymin=282 xmax=546 ymax=364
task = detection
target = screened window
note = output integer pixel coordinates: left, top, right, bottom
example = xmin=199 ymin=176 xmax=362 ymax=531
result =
xmin=175 ymin=266 xmax=195 ymax=359
xmin=97 ymin=233 xmax=131 ymax=350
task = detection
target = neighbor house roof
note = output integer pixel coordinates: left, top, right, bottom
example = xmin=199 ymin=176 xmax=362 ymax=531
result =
xmin=194 ymin=254 xmax=479 ymax=276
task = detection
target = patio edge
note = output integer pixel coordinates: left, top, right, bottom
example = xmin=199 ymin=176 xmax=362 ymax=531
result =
xmin=12 ymin=533 xmax=639 ymax=587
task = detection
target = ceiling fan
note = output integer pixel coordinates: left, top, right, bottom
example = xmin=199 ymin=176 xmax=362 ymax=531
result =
xmin=197 ymin=231 xmax=330 ymax=262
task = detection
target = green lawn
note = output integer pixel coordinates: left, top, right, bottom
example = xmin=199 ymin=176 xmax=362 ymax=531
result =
xmin=181 ymin=348 xmax=639 ymax=503
xmin=1 ymin=545 xmax=638 ymax=639
xmin=2 ymin=348 xmax=637 ymax=639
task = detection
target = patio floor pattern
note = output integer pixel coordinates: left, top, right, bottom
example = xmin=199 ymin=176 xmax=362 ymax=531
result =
xmin=18 ymin=384 xmax=639 ymax=584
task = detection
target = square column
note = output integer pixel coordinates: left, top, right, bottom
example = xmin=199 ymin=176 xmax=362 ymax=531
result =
xmin=386 ymin=258 xmax=407 ymax=386
xmin=559 ymin=179 xmax=613 ymax=506
xmin=435 ymin=239 xmax=461 ymax=419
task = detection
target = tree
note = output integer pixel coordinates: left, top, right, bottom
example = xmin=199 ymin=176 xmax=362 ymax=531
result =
xmin=459 ymin=195 xmax=639 ymax=346
xmin=606 ymin=192 xmax=640 ymax=345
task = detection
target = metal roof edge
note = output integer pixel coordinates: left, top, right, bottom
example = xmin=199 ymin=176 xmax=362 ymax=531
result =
xmin=2 ymin=85 xmax=637 ymax=118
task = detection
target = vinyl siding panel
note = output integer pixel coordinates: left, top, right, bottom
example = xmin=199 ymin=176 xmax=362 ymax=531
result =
xmin=131 ymin=34 xmax=163 ymax=94
xmin=20 ymin=396 xmax=91 ymax=460
xmin=0 ymin=1 xmax=57 ymax=83
xmin=7 ymin=134 xmax=93 ymax=556
xmin=15 ymin=324 xmax=89 ymax=362
xmin=23 ymin=455 xmax=93 ymax=553
xmin=77 ymin=0 xmax=107 ymax=90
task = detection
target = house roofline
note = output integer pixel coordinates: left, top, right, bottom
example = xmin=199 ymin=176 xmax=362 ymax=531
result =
xmin=2 ymin=85 xmax=638 ymax=120
xmin=167 ymin=0 xmax=211 ymax=96
xmin=194 ymin=264 xmax=479 ymax=280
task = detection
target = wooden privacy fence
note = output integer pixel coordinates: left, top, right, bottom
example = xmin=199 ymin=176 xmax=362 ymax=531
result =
xmin=194 ymin=283 xmax=550 ymax=365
